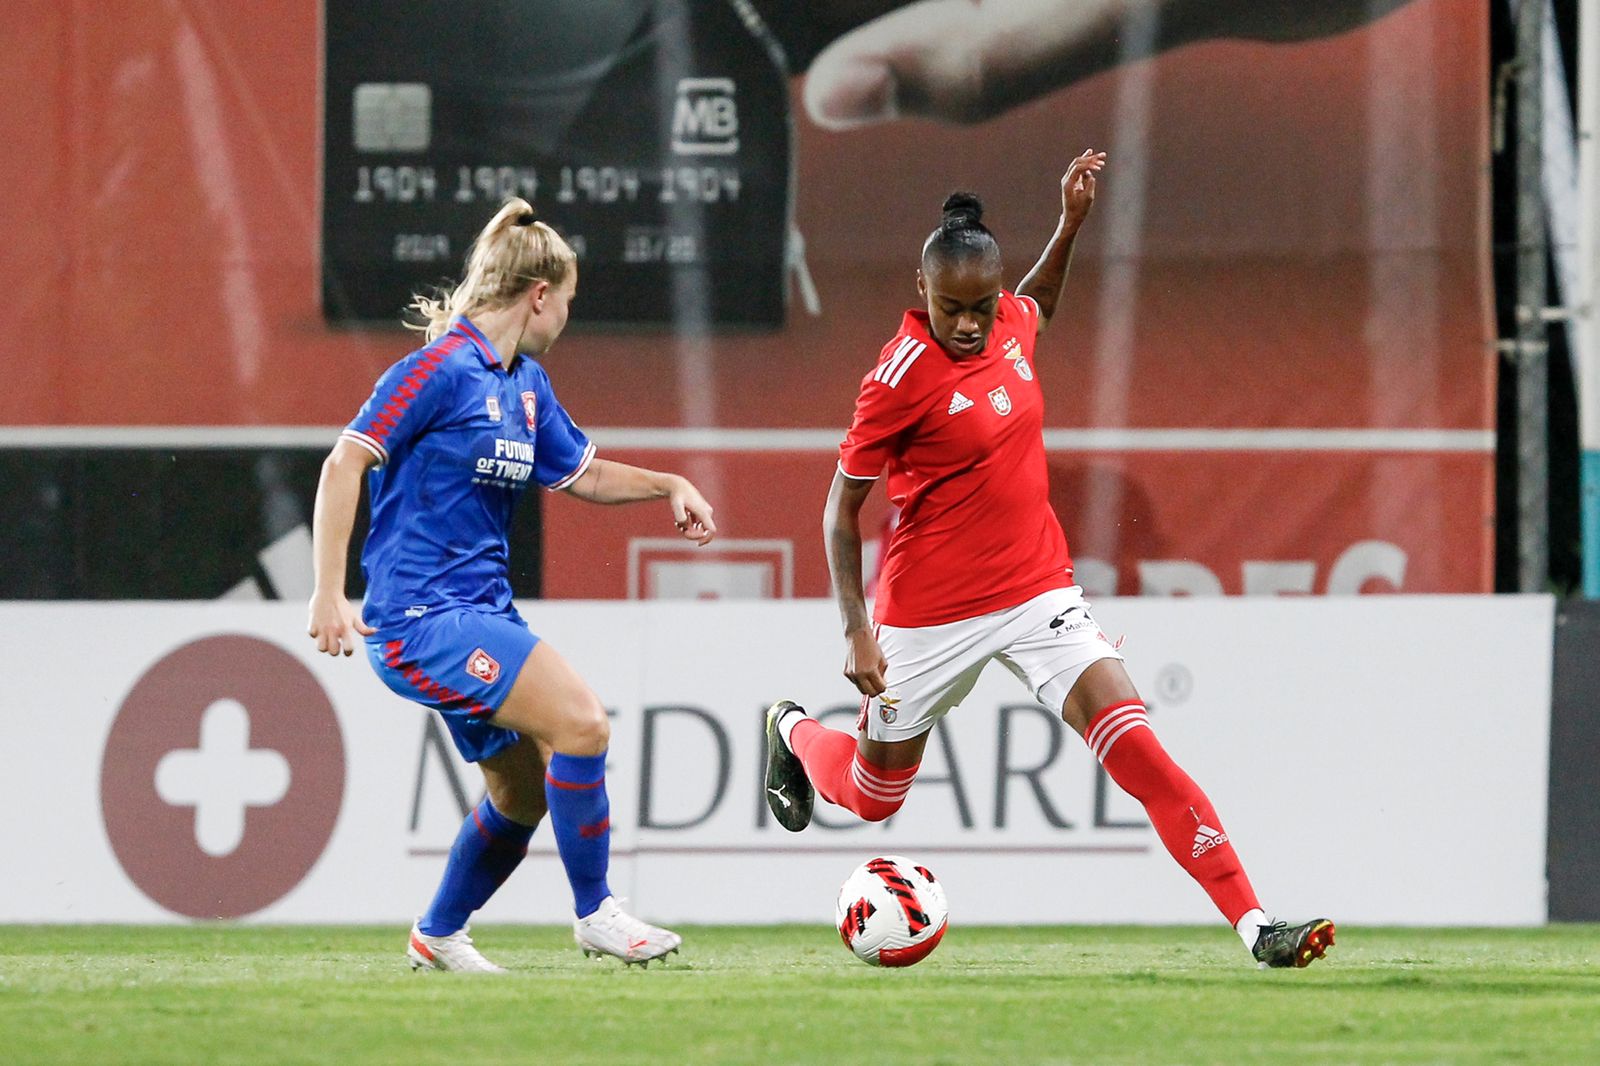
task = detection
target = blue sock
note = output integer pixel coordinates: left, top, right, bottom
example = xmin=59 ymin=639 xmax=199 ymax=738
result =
xmin=544 ymin=751 xmax=612 ymax=918
xmin=417 ymin=797 xmax=535 ymax=936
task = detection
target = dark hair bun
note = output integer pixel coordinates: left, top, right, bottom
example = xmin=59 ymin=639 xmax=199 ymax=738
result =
xmin=940 ymin=191 xmax=984 ymax=231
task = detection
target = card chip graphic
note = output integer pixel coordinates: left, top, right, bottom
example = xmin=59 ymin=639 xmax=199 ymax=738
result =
xmin=353 ymin=83 xmax=432 ymax=152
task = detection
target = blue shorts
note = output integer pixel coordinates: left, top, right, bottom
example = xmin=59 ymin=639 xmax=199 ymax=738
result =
xmin=367 ymin=606 xmax=538 ymax=763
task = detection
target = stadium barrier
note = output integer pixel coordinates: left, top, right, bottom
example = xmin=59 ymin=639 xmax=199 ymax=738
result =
xmin=0 ymin=597 xmax=1555 ymax=925
xmin=1548 ymin=598 xmax=1600 ymax=920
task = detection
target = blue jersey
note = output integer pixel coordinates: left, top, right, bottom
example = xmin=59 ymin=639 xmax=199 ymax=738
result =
xmin=341 ymin=317 xmax=594 ymax=630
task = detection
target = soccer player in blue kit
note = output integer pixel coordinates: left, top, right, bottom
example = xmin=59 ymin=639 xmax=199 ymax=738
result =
xmin=308 ymin=198 xmax=715 ymax=972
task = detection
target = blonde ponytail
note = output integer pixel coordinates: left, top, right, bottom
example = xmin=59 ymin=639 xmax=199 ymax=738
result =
xmin=406 ymin=198 xmax=577 ymax=341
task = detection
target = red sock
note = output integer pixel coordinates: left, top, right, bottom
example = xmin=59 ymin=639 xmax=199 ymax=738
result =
xmin=1087 ymin=701 xmax=1262 ymax=925
xmin=789 ymin=718 xmax=916 ymax=822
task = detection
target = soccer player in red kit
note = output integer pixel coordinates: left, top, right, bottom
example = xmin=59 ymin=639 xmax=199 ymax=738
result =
xmin=765 ymin=150 xmax=1334 ymax=968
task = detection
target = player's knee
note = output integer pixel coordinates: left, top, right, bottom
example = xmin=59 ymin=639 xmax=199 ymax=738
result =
xmin=554 ymin=696 xmax=610 ymax=756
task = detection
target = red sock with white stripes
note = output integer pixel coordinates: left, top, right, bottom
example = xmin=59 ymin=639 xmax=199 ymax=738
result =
xmin=788 ymin=718 xmax=916 ymax=822
xmin=1086 ymin=701 xmax=1262 ymax=925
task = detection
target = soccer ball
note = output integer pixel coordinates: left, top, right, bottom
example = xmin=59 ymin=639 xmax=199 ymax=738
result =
xmin=835 ymin=855 xmax=949 ymax=967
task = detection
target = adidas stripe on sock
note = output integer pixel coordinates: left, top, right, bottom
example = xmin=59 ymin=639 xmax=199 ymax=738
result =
xmin=1086 ymin=700 xmax=1263 ymax=927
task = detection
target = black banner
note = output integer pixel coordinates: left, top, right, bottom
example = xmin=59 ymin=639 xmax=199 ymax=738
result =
xmin=0 ymin=448 xmax=542 ymax=600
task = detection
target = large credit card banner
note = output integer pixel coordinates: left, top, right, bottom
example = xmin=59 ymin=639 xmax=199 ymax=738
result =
xmin=321 ymin=1 xmax=791 ymax=325
xmin=2 ymin=0 xmax=1495 ymax=594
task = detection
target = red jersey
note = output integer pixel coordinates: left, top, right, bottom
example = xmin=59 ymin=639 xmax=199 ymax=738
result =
xmin=838 ymin=291 xmax=1073 ymax=628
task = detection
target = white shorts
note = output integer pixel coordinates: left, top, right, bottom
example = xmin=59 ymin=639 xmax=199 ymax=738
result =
xmin=860 ymin=586 xmax=1124 ymax=742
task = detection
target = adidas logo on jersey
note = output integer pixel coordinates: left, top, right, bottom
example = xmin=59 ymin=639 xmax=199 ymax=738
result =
xmin=1191 ymin=824 xmax=1229 ymax=858
xmin=948 ymin=391 xmax=974 ymax=415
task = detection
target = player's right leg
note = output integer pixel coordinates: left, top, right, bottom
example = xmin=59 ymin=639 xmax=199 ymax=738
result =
xmin=490 ymin=640 xmax=681 ymax=964
xmin=766 ymin=615 xmax=991 ymax=829
xmin=766 ymin=701 xmax=930 ymax=828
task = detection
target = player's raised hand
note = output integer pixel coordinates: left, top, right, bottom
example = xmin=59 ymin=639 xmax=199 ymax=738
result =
xmin=669 ymin=477 xmax=717 ymax=545
xmin=843 ymin=628 xmax=889 ymax=696
xmin=307 ymin=590 xmax=376 ymax=657
xmin=1062 ymin=149 xmax=1104 ymax=226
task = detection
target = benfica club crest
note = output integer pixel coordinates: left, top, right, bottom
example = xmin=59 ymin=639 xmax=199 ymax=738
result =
xmin=1007 ymin=353 xmax=1034 ymax=382
xmin=520 ymin=391 xmax=538 ymax=431
xmin=988 ymin=386 xmax=1012 ymax=416
xmin=877 ymin=692 xmax=901 ymax=724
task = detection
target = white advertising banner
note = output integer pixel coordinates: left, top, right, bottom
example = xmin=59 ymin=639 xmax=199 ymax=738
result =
xmin=0 ymin=597 xmax=1554 ymax=926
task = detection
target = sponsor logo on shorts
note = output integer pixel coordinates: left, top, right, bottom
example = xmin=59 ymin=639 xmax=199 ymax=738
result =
xmin=466 ymin=647 xmax=501 ymax=684
xmin=521 ymin=391 xmax=538 ymax=431
xmin=988 ymin=386 xmax=1012 ymax=416
xmin=1048 ymin=606 xmax=1095 ymax=635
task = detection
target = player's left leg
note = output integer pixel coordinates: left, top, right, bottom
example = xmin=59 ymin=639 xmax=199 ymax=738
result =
xmin=1062 ymin=659 xmax=1333 ymax=968
xmin=407 ymin=737 xmax=545 ymax=973
xmin=995 ymin=586 xmax=1332 ymax=967
xmin=372 ymin=612 xmax=538 ymax=972
xmin=416 ymin=739 xmax=545 ymax=933
xmin=1061 ymin=660 xmax=1266 ymax=933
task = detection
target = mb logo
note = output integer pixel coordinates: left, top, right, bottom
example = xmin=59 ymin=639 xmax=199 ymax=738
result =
xmin=672 ymin=77 xmax=738 ymax=155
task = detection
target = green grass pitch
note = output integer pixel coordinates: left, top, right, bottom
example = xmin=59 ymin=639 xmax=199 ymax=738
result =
xmin=2 ymin=925 xmax=1597 ymax=1064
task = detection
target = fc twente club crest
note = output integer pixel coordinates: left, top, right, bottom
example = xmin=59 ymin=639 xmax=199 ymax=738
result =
xmin=988 ymin=386 xmax=1012 ymax=416
xmin=521 ymin=391 xmax=538 ymax=431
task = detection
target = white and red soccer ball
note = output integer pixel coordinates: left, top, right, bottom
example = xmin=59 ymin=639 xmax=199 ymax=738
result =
xmin=835 ymin=855 xmax=949 ymax=967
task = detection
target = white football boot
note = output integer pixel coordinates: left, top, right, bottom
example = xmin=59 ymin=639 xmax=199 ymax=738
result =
xmin=406 ymin=922 xmax=508 ymax=973
xmin=573 ymin=896 xmax=682 ymax=965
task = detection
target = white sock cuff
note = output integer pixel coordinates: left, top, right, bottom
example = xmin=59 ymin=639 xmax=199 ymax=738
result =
xmin=1235 ymin=908 xmax=1270 ymax=950
xmin=776 ymin=705 xmax=807 ymax=751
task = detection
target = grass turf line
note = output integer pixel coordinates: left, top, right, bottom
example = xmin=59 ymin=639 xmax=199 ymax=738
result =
xmin=1 ymin=925 xmax=1597 ymax=1065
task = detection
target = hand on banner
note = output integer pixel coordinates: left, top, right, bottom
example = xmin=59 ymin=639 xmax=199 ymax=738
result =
xmin=1062 ymin=149 xmax=1105 ymax=227
xmin=669 ymin=477 xmax=718 ymax=546
xmin=307 ymin=591 xmax=375 ymax=657
xmin=801 ymin=0 xmax=1416 ymax=130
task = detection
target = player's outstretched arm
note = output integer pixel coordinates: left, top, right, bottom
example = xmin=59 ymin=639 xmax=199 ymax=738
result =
xmin=563 ymin=457 xmax=716 ymax=545
xmin=1016 ymin=149 xmax=1104 ymax=336
xmin=307 ymin=438 xmax=379 ymax=656
xmin=824 ymin=470 xmax=888 ymax=696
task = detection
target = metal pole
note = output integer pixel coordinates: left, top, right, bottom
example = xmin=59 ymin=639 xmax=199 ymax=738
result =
xmin=1578 ymin=0 xmax=1600 ymax=597
xmin=1517 ymin=0 xmax=1550 ymax=593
